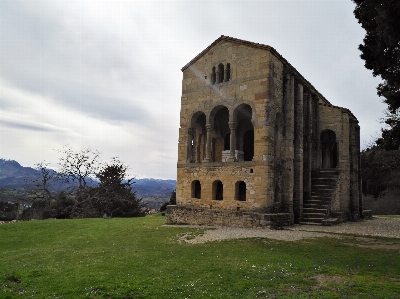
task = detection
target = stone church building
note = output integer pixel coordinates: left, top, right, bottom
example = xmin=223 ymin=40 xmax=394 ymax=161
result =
xmin=166 ymin=36 xmax=363 ymax=227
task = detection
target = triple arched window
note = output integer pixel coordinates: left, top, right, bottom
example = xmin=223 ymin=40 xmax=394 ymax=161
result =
xmin=211 ymin=63 xmax=231 ymax=85
xmin=191 ymin=180 xmax=247 ymax=201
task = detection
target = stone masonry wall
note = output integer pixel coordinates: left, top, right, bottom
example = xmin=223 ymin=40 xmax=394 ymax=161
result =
xmin=166 ymin=205 xmax=293 ymax=228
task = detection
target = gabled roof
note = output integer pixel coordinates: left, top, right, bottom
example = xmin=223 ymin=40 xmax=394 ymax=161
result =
xmin=181 ymin=35 xmax=278 ymax=71
xmin=181 ymin=35 xmax=336 ymax=107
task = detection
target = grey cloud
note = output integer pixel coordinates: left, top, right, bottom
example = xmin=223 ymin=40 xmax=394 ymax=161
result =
xmin=0 ymin=119 xmax=63 ymax=133
xmin=0 ymin=1 xmax=158 ymax=126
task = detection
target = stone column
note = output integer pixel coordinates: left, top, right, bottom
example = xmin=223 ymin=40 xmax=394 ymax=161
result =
xmin=282 ymin=73 xmax=295 ymax=215
xmin=203 ymin=124 xmax=212 ymax=162
xmin=294 ymin=82 xmax=304 ymax=223
xmin=227 ymin=122 xmax=238 ymax=162
xmin=216 ymin=71 xmax=220 ymax=84
xmin=187 ymin=128 xmax=194 ymax=163
xmin=303 ymin=92 xmax=312 ymax=203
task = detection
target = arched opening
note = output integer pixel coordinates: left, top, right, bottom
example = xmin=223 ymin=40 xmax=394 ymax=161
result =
xmin=189 ymin=112 xmax=206 ymax=163
xmin=191 ymin=180 xmax=201 ymax=199
xmin=211 ymin=66 xmax=216 ymax=85
xmin=243 ymin=130 xmax=254 ymax=161
xmin=218 ymin=63 xmax=224 ymax=83
xmin=236 ymin=181 xmax=246 ymax=201
xmin=210 ymin=106 xmax=229 ymax=162
xmin=213 ymin=180 xmax=223 ymax=200
xmin=321 ymin=130 xmax=338 ymax=168
xmin=224 ymin=133 xmax=230 ymax=150
xmin=225 ymin=63 xmax=231 ymax=81
xmin=234 ymin=104 xmax=254 ymax=162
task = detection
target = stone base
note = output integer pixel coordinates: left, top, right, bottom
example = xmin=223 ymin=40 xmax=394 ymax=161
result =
xmin=166 ymin=205 xmax=294 ymax=228
xmin=362 ymin=210 xmax=373 ymax=218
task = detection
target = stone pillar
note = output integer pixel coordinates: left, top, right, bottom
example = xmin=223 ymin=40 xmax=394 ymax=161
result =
xmin=227 ymin=122 xmax=238 ymax=162
xmin=203 ymin=124 xmax=212 ymax=162
xmin=187 ymin=128 xmax=194 ymax=163
xmin=350 ymin=120 xmax=361 ymax=220
xmin=303 ymin=92 xmax=312 ymax=203
xmin=311 ymin=95 xmax=320 ymax=170
xmin=294 ymin=82 xmax=304 ymax=223
xmin=216 ymin=71 xmax=220 ymax=84
xmin=282 ymin=73 xmax=295 ymax=215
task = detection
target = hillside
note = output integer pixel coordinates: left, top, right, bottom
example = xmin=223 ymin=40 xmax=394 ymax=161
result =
xmin=0 ymin=159 xmax=176 ymax=205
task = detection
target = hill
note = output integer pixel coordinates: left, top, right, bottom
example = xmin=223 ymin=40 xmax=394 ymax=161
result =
xmin=0 ymin=159 xmax=176 ymax=206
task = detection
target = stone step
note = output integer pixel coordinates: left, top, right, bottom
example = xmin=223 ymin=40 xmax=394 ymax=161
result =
xmin=312 ymin=185 xmax=335 ymax=191
xmin=301 ymin=217 xmax=324 ymax=223
xmin=303 ymin=207 xmax=328 ymax=213
xmin=303 ymin=212 xmax=326 ymax=217
xmin=300 ymin=221 xmax=323 ymax=225
xmin=304 ymin=201 xmax=329 ymax=206
xmin=321 ymin=218 xmax=339 ymax=226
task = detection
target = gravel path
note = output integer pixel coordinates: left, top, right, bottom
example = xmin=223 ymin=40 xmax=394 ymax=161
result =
xmin=176 ymin=217 xmax=400 ymax=244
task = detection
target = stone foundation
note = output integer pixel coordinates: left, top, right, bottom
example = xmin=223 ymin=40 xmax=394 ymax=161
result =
xmin=166 ymin=205 xmax=293 ymax=228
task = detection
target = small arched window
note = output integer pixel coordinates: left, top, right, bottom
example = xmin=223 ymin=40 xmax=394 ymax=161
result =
xmin=226 ymin=63 xmax=231 ymax=81
xmin=211 ymin=66 xmax=216 ymax=85
xmin=213 ymin=180 xmax=223 ymax=200
xmin=192 ymin=180 xmax=201 ymax=199
xmin=218 ymin=63 xmax=224 ymax=83
xmin=236 ymin=181 xmax=246 ymax=201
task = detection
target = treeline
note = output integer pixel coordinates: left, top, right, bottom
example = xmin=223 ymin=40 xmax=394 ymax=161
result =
xmin=361 ymin=147 xmax=400 ymax=197
xmin=20 ymin=146 xmax=146 ymax=220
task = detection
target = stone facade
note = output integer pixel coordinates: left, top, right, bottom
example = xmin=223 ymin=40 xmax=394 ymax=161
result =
xmin=167 ymin=36 xmax=362 ymax=227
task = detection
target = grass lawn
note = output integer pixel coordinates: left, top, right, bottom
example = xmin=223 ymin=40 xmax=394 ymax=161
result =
xmin=1 ymin=216 xmax=400 ymax=298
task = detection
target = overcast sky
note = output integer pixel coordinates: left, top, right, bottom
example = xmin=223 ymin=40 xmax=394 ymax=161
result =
xmin=0 ymin=0 xmax=387 ymax=180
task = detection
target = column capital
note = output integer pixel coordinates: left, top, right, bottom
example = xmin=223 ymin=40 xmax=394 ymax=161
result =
xmin=205 ymin=124 xmax=212 ymax=131
xmin=228 ymin=122 xmax=237 ymax=130
xmin=188 ymin=128 xmax=195 ymax=136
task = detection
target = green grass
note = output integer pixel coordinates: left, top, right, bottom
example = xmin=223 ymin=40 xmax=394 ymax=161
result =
xmin=1 ymin=217 xmax=400 ymax=298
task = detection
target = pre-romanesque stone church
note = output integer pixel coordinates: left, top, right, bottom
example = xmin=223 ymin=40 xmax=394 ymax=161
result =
xmin=166 ymin=36 xmax=363 ymax=227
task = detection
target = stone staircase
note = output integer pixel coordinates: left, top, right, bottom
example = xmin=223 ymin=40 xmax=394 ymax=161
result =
xmin=302 ymin=169 xmax=339 ymax=225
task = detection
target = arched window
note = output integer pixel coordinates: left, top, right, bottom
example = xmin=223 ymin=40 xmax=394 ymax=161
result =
xmin=236 ymin=181 xmax=246 ymax=201
xmin=192 ymin=180 xmax=201 ymax=199
xmin=218 ymin=63 xmax=224 ymax=83
xmin=225 ymin=63 xmax=231 ymax=81
xmin=211 ymin=66 xmax=216 ymax=85
xmin=213 ymin=180 xmax=223 ymax=200
xmin=321 ymin=130 xmax=338 ymax=168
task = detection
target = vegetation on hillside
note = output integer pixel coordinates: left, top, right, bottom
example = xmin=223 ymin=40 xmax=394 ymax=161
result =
xmin=21 ymin=146 xmax=146 ymax=220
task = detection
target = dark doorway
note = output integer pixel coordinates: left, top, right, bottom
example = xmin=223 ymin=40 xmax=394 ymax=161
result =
xmin=243 ymin=130 xmax=254 ymax=161
xmin=192 ymin=180 xmax=201 ymax=199
xmin=214 ymin=180 xmax=223 ymax=200
xmin=237 ymin=181 xmax=246 ymax=201
xmin=321 ymin=130 xmax=338 ymax=168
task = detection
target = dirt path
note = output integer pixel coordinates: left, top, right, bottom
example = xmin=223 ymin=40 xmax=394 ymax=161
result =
xmin=175 ymin=217 xmax=400 ymax=248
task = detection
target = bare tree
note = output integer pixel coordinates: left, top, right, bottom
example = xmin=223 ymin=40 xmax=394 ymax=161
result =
xmin=57 ymin=145 xmax=102 ymax=194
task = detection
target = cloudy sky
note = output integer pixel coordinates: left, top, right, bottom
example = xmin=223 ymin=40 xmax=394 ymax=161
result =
xmin=0 ymin=0 xmax=386 ymax=179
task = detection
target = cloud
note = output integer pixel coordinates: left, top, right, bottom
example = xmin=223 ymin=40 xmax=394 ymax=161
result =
xmin=0 ymin=0 xmax=388 ymax=179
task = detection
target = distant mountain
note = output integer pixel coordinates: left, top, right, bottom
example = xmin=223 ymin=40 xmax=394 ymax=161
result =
xmin=0 ymin=158 xmax=176 ymax=199
xmin=0 ymin=159 xmax=40 ymax=189
xmin=133 ymin=178 xmax=176 ymax=198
